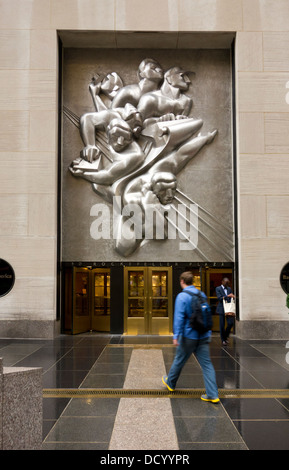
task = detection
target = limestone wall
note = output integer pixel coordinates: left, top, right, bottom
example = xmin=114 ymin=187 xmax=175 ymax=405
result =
xmin=0 ymin=0 xmax=288 ymax=337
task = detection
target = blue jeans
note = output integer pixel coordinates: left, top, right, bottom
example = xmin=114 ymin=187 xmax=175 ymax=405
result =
xmin=219 ymin=314 xmax=234 ymax=342
xmin=167 ymin=336 xmax=218 ymax=399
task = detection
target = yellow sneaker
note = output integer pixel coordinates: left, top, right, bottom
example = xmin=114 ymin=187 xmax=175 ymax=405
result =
xmin=162 ymin=375 xmax=175 ymax=392
xmin=201 ymin=394 xmax=220 ymax=404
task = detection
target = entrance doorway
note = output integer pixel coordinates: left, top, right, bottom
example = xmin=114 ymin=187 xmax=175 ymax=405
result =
xmin=180 ymin=267 xmax=233 ymax=332
xmin=65 ymin=267 xmax=111 ymax=334
xmin=124 ymin=267 xmax=173 ymax=335
xmin=62 ymin=264 xmax=234 ymax=335
xmin=203 ymin=267 xmax=233 ymax=331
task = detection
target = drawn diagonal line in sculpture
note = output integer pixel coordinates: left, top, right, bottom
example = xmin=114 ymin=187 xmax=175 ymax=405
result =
xmin=176 ymin=189 xmax=233 ymax=240
xmin=63 ymin=107 xmax=113 ymax=164
xmin=164 ymin=214 xmax=208 ymax=261
xmin=170 ymin=204 xmax=232 ymax=261
xmin=174 ymin=195 xmax=234 ymax=248
xmin=95 ymin=130 xmax=109 ymax=152
xmin=64 ymin=106 xmax=80 ymax=121
xmin=63 ymin=106 xmax=80 ymax=128
xmin=63 ymin=106 xmax=80 ymax=124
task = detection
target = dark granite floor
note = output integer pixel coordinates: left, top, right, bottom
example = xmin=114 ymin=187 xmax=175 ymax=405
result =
xmin=0 ymin=334 xmax=289 ymax=450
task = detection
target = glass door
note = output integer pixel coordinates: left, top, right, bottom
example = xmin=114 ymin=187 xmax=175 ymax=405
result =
xmin=204 ymin=268 xmax=233 ymax=332
xmin=91 ymin=269 xmax=110 ymax=332
xmin=72 ymin=268 xmax=91 ymax=334
xmin=72 ymin=267 xmax=111 ymax=334
xmin=124 ymin=268 xmax=146 ymax=335
xmin=148 ymin=268 xmax=172 ymax=335
xmin=124 ymin=267 xmax=172 ymax=335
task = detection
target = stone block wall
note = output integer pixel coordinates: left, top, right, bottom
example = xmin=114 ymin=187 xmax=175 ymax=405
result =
xmin=0 ymin=0 xmax=288 ymax=338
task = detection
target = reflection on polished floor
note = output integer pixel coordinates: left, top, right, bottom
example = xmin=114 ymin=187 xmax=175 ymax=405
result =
xmin=0 ymin=334 xmax=289 ymax=450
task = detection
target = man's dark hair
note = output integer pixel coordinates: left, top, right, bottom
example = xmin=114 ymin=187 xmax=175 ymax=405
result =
xmin=180 ymin=271 xmax=193 ymax=285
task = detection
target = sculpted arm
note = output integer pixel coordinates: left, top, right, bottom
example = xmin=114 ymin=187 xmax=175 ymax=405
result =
xmin=79 ymin=110 xmax=110 ymax=146
xmin=181 ymin=98 xmax=192 ymax=117
xmin=111 ymin=85 xmax=140 ymax=109
xmin=137 ymin=94 xmax=160 ymax=122
xmin=123 ymin=177 xmax=146 ymax=206
xmin=75 ymin=143 xmax=145 ymax=186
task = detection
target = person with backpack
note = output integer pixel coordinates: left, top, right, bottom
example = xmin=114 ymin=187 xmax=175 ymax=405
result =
xmin=162 ymin=271 xmax=219 ymax=403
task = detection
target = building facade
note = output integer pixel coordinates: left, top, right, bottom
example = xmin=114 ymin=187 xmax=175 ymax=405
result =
xmin=0 ymin=0 xmax=289 ymax=339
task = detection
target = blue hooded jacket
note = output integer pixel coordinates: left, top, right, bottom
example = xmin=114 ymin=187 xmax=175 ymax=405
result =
xmin=173 ymin=285 xmax=212 ymax=340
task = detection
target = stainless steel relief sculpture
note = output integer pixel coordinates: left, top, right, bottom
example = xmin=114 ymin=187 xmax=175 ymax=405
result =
xmin=65 ymin=58 xmax=233 ymax=259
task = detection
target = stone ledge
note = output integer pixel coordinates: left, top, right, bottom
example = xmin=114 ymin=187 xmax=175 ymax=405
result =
xmin=236 ymin=320 xmax=289 ymax=340
xmin=0 ymin=319 xmax=60 ymax=339
xmin=0 ymin=358 xmax=42 ymax=450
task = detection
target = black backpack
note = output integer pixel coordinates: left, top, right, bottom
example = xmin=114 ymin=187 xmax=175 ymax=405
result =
xmin=183 ymin=290 xmax=212 ymax=334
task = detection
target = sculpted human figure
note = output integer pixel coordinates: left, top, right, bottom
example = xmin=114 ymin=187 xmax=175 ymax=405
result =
xmin=111 ymin=58 xmax=163 ymax=109
xmin=69 ymin=59 xmax=163 ymax=194
xmin=78 ymin=104 xmax=143 ymax=163
xmin=88 ymin=73 xmax=123 ymax=111
xmin=70 ymin=116 xmax=145 ymax=186
xmin=101 ymin=72 xmax=123 ymax=100
xmin=137 ymin=66 xmax=193 ymax=126
xmin=123 ymin=171 xmax=177 ymax=208
xmin=115 ymin=172 xmax=177 ymax=256
xmin=114 ymin=127 xmax=217 ymax=256
xmin=68 ymin=59 xmax=219 ymax=257
xmin=135 ymin=65 xmax=217 ymax=182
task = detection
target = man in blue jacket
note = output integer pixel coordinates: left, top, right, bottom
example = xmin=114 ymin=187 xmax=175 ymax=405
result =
xmin=162 ymin=271 xmax=219 ymax=403
xmin=215 ymin=277 xmax=235 ymax=346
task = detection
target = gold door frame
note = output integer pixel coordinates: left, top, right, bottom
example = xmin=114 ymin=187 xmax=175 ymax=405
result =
xmin=124 ymin=266 xmax=173 ymax=335
xmin=72 ymin=267 xmax=91 ymax=334
xmin=148 ymin=267 xmax=173 ymax=335
xmin=91 ymin=268 xmax=111 ymax=332
xmin=203 ymin=267 xmax=233 ymax=332
xmin=72 ymin=267 xmax=111 ymax=334
xmin=124 ymin=267 xmax=146 ymax=335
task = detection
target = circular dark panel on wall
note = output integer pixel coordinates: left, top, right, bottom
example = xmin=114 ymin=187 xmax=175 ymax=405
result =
xmin=280 ymin=262 xmax=289 ymax=294
xmin=0 ymin=259 xmax=15 ymax=297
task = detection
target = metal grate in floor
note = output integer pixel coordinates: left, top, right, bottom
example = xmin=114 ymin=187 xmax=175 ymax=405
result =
xmin=43 ymin=388 xmax=289 ymax=399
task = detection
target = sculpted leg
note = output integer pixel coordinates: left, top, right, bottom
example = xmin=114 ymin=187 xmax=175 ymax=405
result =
xmin=151 ymin=129 xmax=217 ymax=175
xmin=114 ymin=216 xmax=143 ymax=256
